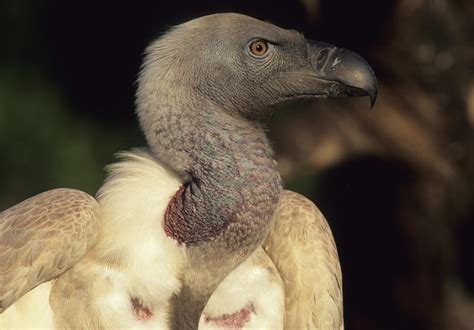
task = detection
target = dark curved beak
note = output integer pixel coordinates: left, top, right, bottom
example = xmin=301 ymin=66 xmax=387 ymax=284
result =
xmin=307 ymin=40 xmax=378 ymax=108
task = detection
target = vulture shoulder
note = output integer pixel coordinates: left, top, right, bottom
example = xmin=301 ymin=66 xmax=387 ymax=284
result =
xmin=0 ymin=189 xmax=100 ymax=313
xmin=264 ymin=190 xmax=344 ymax=329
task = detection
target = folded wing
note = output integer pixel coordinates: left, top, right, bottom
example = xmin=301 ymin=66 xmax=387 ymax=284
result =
xmin=264 ymin=190 xmax=343 ymax=329
xmin=0 ymin=189 xmax=100 ymax=312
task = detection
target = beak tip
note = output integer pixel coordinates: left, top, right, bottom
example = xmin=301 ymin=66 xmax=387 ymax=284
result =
xmin=370 ymin=99 xmax=376 ymax=110
xmin=356 ymin=66 xmax=378 ymax=109
xmin=356 ymin=60 xmax=378 ymax=110
xmin=369 ymin=87 xmax=378 ymax=110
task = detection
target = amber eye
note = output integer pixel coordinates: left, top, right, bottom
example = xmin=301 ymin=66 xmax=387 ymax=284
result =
xmin=249 ymin=40 xmax=269 ymax=57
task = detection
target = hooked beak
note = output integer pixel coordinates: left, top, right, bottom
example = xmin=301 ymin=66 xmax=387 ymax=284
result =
xmin=306 ymin=40 xmax=378 ymax=108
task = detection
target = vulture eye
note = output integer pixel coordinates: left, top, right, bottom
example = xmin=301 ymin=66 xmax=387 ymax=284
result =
xmin=249 ymin=40 xmax=269 ymax=57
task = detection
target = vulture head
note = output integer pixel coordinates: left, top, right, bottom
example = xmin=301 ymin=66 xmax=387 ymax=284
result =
xmin=134 ymin=13 xmax=377 ymax=327
xmin=137 ymin=13 xmax=376 ymax=122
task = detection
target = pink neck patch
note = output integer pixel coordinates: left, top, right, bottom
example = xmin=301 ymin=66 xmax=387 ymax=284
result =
xmin=131 ymin=297 xmax=153 ymax=322
xmin=163 ymin=185 xmax=185 ymax=244
xmin=203 ymin=303 xmax=255 ymax=329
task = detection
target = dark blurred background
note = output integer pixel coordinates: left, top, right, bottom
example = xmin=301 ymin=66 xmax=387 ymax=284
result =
xmin=1 ymin=0 xmax=473 ymax=329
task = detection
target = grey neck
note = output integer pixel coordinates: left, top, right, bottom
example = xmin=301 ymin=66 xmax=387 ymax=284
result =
xmin=137 ymin=88 xmax=282 ymax=329
xmin=138 ymin=89 xmax=282 ymax=244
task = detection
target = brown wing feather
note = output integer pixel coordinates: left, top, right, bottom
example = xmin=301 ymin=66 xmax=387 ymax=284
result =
xmin=0 ymin=188 xmax=100 ymax=313
xmin=263 ymin=190 xmax=343 ymax=329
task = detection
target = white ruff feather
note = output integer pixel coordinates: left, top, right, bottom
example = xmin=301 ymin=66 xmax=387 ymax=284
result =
xmin=83 ymin=149 xmax=186 ymax=328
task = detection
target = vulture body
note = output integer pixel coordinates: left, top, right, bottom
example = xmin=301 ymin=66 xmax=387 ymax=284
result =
xmin=0 ymin=13 xmax=376 ymax=329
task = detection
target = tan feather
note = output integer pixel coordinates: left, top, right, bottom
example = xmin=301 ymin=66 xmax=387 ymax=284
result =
xmin=0 ymin=189 xmax=100 ymax=313
xmin=264 ymin=190 xmax=344 ymax=329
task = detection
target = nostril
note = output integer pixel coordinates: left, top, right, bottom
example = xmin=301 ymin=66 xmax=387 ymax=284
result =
xmin=315 ymin=48 xmax=330 ymax=69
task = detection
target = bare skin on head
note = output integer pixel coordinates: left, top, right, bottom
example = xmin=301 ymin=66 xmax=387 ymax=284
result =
xmin=0 ymin=13 xmax=376 ymax=329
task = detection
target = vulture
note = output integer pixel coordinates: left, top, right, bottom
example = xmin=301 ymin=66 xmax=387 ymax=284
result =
xmin=0 ymin=13 xmax=376 ymax=329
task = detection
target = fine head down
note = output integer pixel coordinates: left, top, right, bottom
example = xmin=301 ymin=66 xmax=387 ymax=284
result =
xmin=138 ymin=13 xmax=377 ymax=124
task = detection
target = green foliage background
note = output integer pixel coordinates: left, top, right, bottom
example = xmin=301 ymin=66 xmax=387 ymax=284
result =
xmin=0 ymin=68 xmax=143 ymax=209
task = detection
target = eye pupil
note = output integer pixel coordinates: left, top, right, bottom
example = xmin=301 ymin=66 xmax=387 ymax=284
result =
xmin=249 ymin=40 xmax=269 ymax=57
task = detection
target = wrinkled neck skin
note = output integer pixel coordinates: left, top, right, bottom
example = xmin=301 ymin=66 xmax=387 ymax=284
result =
xmin=137 ymin=71 xmax=282 ymax=328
